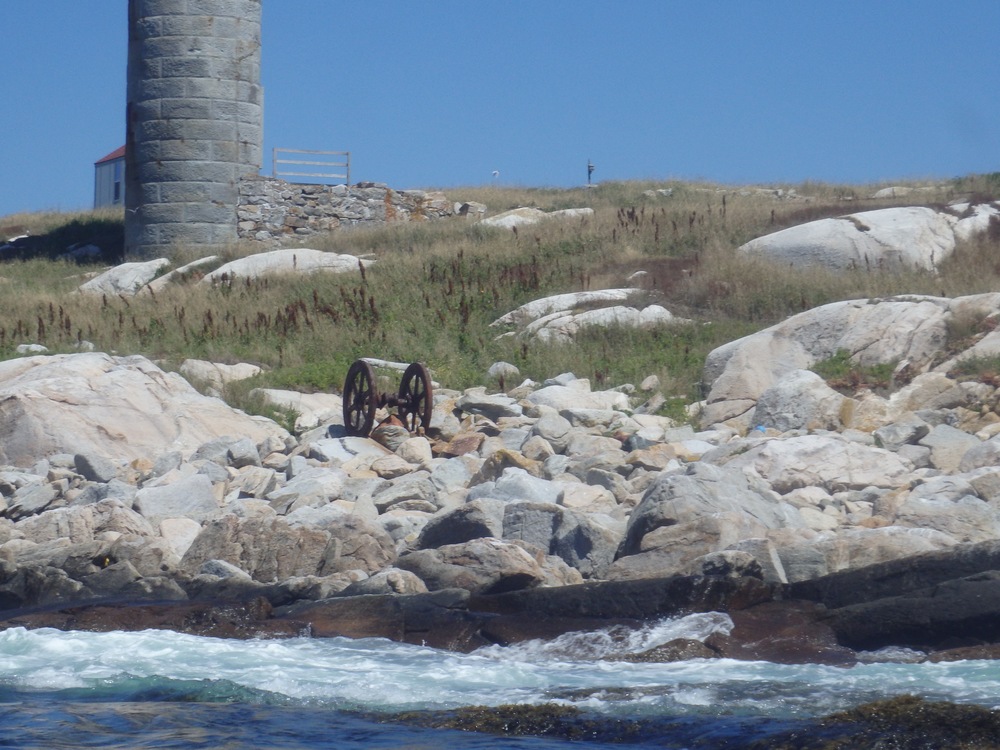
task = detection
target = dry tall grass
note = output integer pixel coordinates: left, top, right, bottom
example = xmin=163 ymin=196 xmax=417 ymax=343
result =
xmin=0 ymin=176 xmax=996 ymax=424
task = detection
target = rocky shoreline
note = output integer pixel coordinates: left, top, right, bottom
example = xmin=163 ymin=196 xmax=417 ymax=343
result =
xmin=7 ymin=288 xmax=1000 ymax=662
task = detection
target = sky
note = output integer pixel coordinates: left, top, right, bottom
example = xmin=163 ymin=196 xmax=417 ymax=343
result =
xmin=1 ymin=1 xmax=998 ymax=217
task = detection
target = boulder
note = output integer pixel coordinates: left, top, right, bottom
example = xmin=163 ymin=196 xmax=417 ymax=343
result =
xmin=416 ymin=498 xmax=505 ymax=549
xmin=337 ymin=568 xmax=428 ymax=597
xmin=526 ymin=384 xmax=630 ymax=412
xmin=134 ymin=473 xmax=221 ymax=526
xmin=825 ymin=572 xmax=1000 ymax=651
xmin=700 ymin=296 xmax=954 ymax=426
xmin=491 ymin=289 xmax=644 ymax=328
xmin=179 ymin=359 xmax=262 ymax=395
xmin=77 ymin=258 xmax=170 ymax=296
xmin=0 ymin=353 xmax=288 ymax=467
xmin=480 ymin=206 xmax=593 ymax=229
xmin=752 ymin=369 xmax=852 ymax=432
xmin=250 ymin=388 xmax=344 ymax=431
xmin=893 ymin=495 xmax=1000 ymax=543
xmin=721 ymin=434 xmax=914 ymax=493
xmin=738 ymin=205 xmax=999 ymax=272
xmin=201 ymin=248 xmax=373 ymax=283
xmin=518 ymin=304 xmax=690 ymax=344
xmin=315 ymin=514 xmax=398 ymax=575
xmin=397 ymin=537 xmax=558 ymax=594
xmin=264 ymin=466 xmax=348 ymax=514
xmin=144 ymin=256 xmax=219 ymax=293
xmin=455 ymin=388 xmax=523 ymax=420
xmin=12 ymin=499 xmax=152 ymax=545
xmin=180 ymin=515 xmax=338 ymax=582
xmin=608 ymin=463 xmax=801 ymax=581
xmin=469 ymin=467 xmax=563 ymax=505
xmin=917 ymin=423 xmax=981 ymax=472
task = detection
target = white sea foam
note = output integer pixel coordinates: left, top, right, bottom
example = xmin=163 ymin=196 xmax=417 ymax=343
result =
xmin=2 ymin=624 xmax=1000 ymax=719
xmin=473 ymin=612 xmax=735 ymax=662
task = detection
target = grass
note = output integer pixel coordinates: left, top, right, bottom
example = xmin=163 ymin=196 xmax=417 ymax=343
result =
xmin=0 ymin=176 xmax=997 ymax=428
xmin=810 ymin=349 xmax=898 ymax=395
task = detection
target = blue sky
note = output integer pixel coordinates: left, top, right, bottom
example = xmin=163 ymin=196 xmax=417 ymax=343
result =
xmin=2 ymin=1 xmax=998 ymax=217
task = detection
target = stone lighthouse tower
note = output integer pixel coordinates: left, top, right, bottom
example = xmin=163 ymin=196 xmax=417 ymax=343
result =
xmin=125 ymin=0 xmax=263 ymax=260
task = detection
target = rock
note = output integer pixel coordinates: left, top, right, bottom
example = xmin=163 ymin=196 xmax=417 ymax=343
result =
xmin=455 ymin=388 xmax=523 ymax=420
xmin=201 ymin=248 xmax=373 ymax=283
xmin=469 ymin=467 xmax=563 ymax=505
xmin=226 ymin=438 xmax=261 ymax=469
xmin=230 ymin=465 xmax=278 ymax=498
xmin=371 ymin=454 xmax=418 ymax=479
xmin=721 ymin=434 xmax=914 ymax=493
xmin=179 ymin=359 xmax=262 ymax=395
xmin=372 ymin=475 xmax=439 ymax=513
xmin=308 ymin=437 xmax=391 ymax=465
xmin=144 ymin=256 xmax=219 ymax=293
xmin=338 ymin=568 xmax=428 ymax=597
xmin=487 ymin=361 xmax=520 ymax=383
xmin=428 ymin=455 xmax=481 ymax=495
xmin=550 ymin=510 xmax=621 ymax=579
xmin=686 ymin=550 xmax=764 ymax=579
xmin=437 ymin=432 xmax=486 ymax=457
xmin=960 ymin=435 xmax=1000 ymax=472
xmin=0 ymin=353 xmax=288 ymax=467
xmin=396 ymin=437 xmax=433 ymax=467
xmin=251 ymin=388 xmax=344 ymax=431
xmin=517 ymin=304 xmax=690 ymax=344
xmin=14 ymin=500 xmax=154 ymax=544
xmin=752 ymin=369 xmax=852 ymax=432
xmin=620 ymin=463 xmax=796 ymax=557
xmin=873 ymin=414 xmax=931 ymax=451
xmin=6 ymin=483 xmax=61 ymax=520
xmin=531 ymin=411 xmax=574 ymax=453
xmin=397 ymin=537 xmax=558 ymax=594
xmin=416 ymin=498 xmax=505 ymax=549
xmin=370 ymin=422 xmax=411 ymax=452
xmin=480 ymin=206 xmax=593 ymax=229
xmin=74 ymin=453 xmax=119 ymax=483
xmin=159 ymin=517 xmax=203 ymax=559
xmin=317 ymin=515 xmax=397 ymax=575
xmin=77 ymin=258 xmax=170 ymax=296
xmin=468 ymin=449 xmax=542 ymax=484
xmin=827 ymin=572 xmax=1000 ymax=652
xmin=526 ymin=384 xmax=630 ymax=412
xmin=266 ymin=466 xmax=348 ymax=514
xmin=700 ymin=296 xmax=953 ymax=426
xmin=917 ymin=423 xmax=981 ymax=472
xmin=134 ymin=473 xmax=221 ymax=526
xmin=180 ymin=515 xmax=338 ymax=583
xmin=491 ymin=289 xmax=644 ymax=328
xmin=610 ymin=463 xmax=799 ymax=580
xmin=479 ymin=207 xmax=548 ymax=228
xmin=557 ymin=482 xmax=617 ymax=513
xmin=893 ymin=495 xmax=1000 ymax=543
xmin=738 ymin=205 xmax=999 ymax=272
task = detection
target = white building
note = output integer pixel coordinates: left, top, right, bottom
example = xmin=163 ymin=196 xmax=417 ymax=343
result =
xmin=94 ymin=145 xmax=125 ymax=208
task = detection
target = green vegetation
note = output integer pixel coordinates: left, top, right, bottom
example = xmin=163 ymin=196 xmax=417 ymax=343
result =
xmin=0 ymin=177 xmax=997 ymax=424
xmin=810 ymin=349 xmax=898 ymax=395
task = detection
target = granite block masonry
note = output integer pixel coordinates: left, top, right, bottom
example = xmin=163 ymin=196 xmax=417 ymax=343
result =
xmin=125 ymin=0 xmax=263 ymax=260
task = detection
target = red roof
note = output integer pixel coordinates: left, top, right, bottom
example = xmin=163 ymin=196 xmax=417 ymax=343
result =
xmin=95 ymin=145 xmax=125 ymax=164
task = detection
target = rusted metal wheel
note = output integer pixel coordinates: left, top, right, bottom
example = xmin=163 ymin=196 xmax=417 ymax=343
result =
xmin=398 ymin=362 xmax=433 ymax=435
xmin=343 ymin=359 xmax=379 ymax=437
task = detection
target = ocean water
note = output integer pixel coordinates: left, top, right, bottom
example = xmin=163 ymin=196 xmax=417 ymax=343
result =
xmin=1 ymin=612 xmax=998 ymax=749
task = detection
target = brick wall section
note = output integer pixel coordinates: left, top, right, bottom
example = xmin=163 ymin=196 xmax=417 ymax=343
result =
xmin=237 ymin=175 xmax=456 ymax=245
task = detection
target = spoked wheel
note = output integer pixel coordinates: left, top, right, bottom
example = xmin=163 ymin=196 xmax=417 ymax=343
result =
xmin=398 ymin=362 xmax=433 ymax=435
xmin=343 ymin=359 xmax=379 ymax=437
